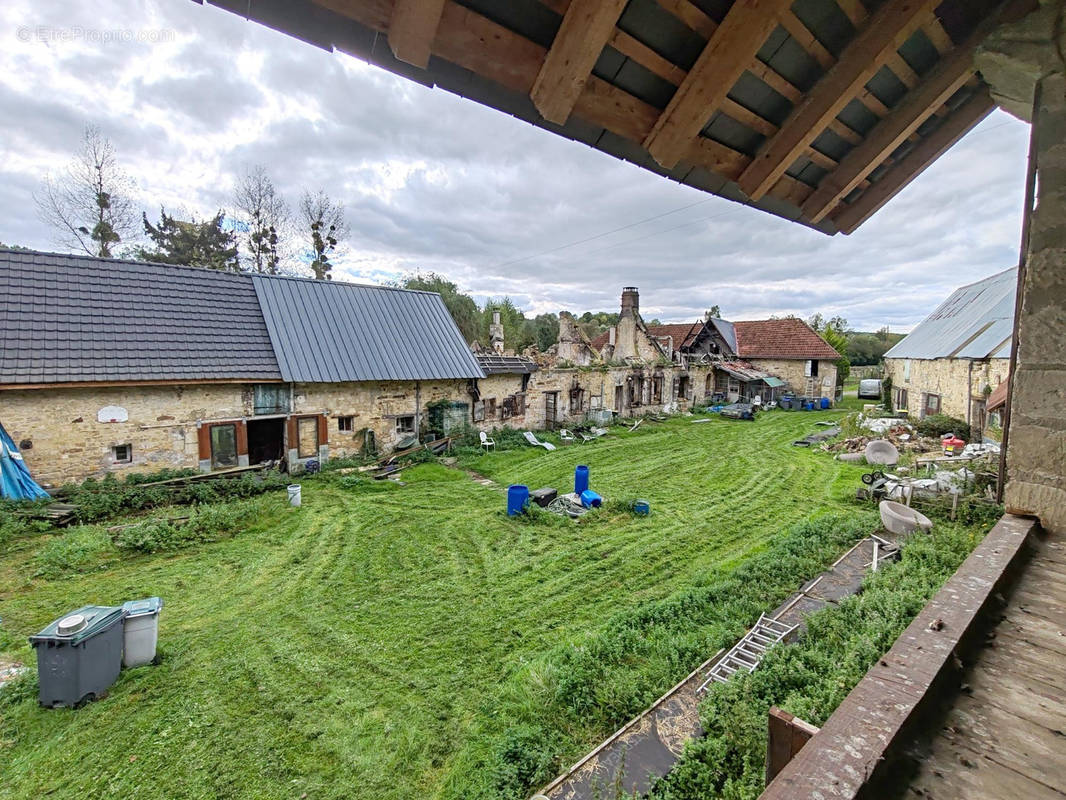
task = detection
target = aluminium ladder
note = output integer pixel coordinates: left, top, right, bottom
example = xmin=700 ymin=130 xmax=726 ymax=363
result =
xmin=697 ymin=613 xmax=798 ymax=693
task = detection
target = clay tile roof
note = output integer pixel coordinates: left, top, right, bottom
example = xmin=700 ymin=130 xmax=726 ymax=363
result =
xmin=986 ymin=380 xmax=1009 ymax=412
xmin=590 ymin=331 xmax=609 ymax=351
xmin=733 ymin=318 xmax=840 ymax=360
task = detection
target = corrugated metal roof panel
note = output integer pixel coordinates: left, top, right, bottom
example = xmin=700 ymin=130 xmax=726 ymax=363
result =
xmin=252 ymin=275 xmax=485 ymax=382
xmin=884 ymin=268 xmax=1017 ymax=360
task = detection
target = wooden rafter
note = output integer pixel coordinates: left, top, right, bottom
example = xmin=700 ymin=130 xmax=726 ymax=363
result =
xmin=531 ymin=0 xmax=627 ymax=124
xmin=387 ymin=0 xmax=446 ymax=68
xmin=802 ymin=40 xmax=984 ymax=221
xmin=737 ymin=0 xmax=940 ymax=201
xmin=643 ymin=0 xmax=792 ymax=169
xmin=833 ymin=90 xmax=995 ymax=233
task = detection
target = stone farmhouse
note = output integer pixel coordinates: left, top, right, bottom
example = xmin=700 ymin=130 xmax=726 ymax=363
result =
xmin=1 ymin=249 xmax=839 ymax=485
xmin=883 ymin=267 xmax=1014 ymax=431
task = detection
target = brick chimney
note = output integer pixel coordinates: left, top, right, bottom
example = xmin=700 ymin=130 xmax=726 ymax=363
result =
xmin=621 ymin=287 xmax=639 ymax=317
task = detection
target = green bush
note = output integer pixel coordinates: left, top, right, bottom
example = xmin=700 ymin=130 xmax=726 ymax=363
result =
xmin=33 ymin=526 xmax=115 ymax=578
xmin=61 ymin=470 xmax=289 ymax=524
xmin=915 ymin=413 xmax=971 ymax=440
xmin=112 ymin=500 xmax=251 ymax=554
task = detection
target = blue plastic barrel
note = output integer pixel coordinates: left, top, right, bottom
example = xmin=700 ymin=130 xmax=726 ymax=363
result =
xmin=575 ymin=465 xmax=589 ymax=494
xmin=580 ymin=489 xmax=602 ymax=508
xmin=804 ymin=401 xmax=815 ymax=411
xmin=633 ymin=500 xmax=650 ymax=516
xmin=820 ymin=397 xmax=830 ymax=409
xmin=507 ymin=485 xmax=530 ymax=516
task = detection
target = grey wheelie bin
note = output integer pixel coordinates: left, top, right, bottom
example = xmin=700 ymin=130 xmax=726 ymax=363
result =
xmin=30 ymin=605 xmax=126 ymax=708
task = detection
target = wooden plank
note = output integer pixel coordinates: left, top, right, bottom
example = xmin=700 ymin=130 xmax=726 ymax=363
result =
xmin=387 ymin=0 xmax=446 ymax=68
xmin=780 ymin=11 xmax=834 ymax=69
xmin=832 ymin=89 xmax=993 ymax=233
xmin=531 ymin=0 xmax=627 ymax=124
xmin=609 ymin=29 xmax=686 ymax=84
xmin=802 ymin=34 xmax=984 ymax=222
xmin=655 ymin=0 xmax=716 ymax=38
xmin=766 ymin=707 xmax=819 ymax=785
xmin=643 ymin=0 xmax=792 ymax=169
xmin=738 ymin=0 xmax=939 ymax=201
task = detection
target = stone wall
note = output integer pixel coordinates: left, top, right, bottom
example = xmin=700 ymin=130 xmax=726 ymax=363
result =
xmin=1004 ymin=69 xmax=1066 ymax=534
xmin=2 ymin=383 xmax=249 ymax=487
xmin=747 ymin=358 xmax=839 ymax=399
xmin=884 ymin=357 xmax=1009 ymax=422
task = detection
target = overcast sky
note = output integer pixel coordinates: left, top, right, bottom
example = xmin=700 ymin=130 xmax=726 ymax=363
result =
xmin=0 ymin=1 xmax=1031 ymax=331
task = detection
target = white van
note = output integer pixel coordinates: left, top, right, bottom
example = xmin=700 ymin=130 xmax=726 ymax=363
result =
xmin=858 ymin=378 xmax=883 ymax=399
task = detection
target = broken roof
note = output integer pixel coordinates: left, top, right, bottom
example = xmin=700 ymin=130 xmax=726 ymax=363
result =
xmin=717 ymin=360 xmax=774 ymax=382
xmin=475 ymin=353 xmax=538 ymax=375
xmin=733 ymin=318 xmax=841 ymax=360
xmin=884 ymin=267 xmax=1016 ymax=360
xmin=646 ymin=322 xmax=705 ymax=351
xmin=0 ymin=248 xmax=485 ymax=387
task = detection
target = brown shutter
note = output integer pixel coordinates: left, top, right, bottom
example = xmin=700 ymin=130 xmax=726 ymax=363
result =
xmin=317 ymin=414 xmax=329 ymax=445
xmin=286 ymin=416 xmax=297 ymax=450
xmin=236 ymin=420 xmax=248 ymax=457
xmin=197 ymin=425 xmax=211 ymax=461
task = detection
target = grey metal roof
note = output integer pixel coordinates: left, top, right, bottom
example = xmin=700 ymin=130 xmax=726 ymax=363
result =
xmin=476 ymin=353 xmax=538 ymax=375
xmin=252 ymin=275 xmax=485 ymax=382
xmin=708 ymin=318 xmax=738 ymax=353
xmin=0 ymin=248 xmax=282 ymax=385
xmin=884 ymin=267 xmax=1017 ymax=361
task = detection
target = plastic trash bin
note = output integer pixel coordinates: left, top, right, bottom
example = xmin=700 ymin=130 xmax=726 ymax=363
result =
xmin=287 ymin=484 xmax=302 ymax=507
xmin=122 ymin=597 xmax=163 ymax=668
xmin=579 ymin=489 xmax=602 ymax=508
xmin=30 ymin=605 xmax=125 ymax=708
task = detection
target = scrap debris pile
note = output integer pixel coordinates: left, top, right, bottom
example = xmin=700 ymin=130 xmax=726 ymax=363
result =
xmin=825 ymin=416 xmax=935 ymax=456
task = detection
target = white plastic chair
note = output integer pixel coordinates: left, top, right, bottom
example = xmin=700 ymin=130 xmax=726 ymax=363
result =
xmin=559 ymin=429 xmax=576 ymax=444
xmin=479 ymin=431 xmax=495 ymax=450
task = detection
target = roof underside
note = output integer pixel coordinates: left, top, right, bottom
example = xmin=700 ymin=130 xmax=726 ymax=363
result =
xmin=253 ymin=275 xmax=485 ymax=382
xmin=0 ymin=249 xmax=282 ymax=385
xmin=884 ymin=266 xmax=1016 ymax=359
xmin=192 ymin=0 xmax=1031 ymax=234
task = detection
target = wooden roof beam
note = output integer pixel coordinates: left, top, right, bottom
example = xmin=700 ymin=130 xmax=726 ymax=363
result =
xmin=803 ymin=5 xmax=1024 ymax=222
xmin=738 ymin=0 xmax=940 ymax=201
xmin=833 ymin=89 xmax=995 ymax=233
xmin=643 ymin=0 xmax=792 ymax=170
xmin=388 ymin=0 xmax=447 ymax=69
xmin=531 ymin=0 xmax=628 ymax=124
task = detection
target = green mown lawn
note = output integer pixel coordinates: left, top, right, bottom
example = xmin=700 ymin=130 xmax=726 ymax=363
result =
xmin=1 ymin=411 xmax=873 ymax=799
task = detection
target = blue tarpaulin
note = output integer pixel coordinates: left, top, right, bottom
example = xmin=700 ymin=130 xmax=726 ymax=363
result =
xmin=0 ymin=421 xmax=49 ymax=501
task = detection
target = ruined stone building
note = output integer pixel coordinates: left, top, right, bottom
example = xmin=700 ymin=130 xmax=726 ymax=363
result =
xmin=884 ymin=267 xmax=1015 ymax=430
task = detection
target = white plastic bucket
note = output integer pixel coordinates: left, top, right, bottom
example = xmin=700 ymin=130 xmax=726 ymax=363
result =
xmin=287 ymin=484 xmax=302 ymax=507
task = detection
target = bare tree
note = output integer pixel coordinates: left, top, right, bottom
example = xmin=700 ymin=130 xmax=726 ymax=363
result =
xmin=300 ymin=189 xmax=349 ymax=280
xmin=233 ymin=165 xmax=290 ymax=274
xmin=35 ymin=125 xmax=138 ymax=258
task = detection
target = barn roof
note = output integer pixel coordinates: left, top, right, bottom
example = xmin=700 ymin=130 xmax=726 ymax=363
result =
xmin=0 ymin=248 xmax=485 ymax=386
xmin=646 ymin=322 xmax=705 ymax=350
xmin=883 ymin=266 xmax=1016 ymax=360
xmin=191 ymin=0 xmax=1032 ymax=234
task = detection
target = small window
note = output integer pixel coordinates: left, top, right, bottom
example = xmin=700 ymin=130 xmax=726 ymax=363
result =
xmin=923 ymin=393 xmax=941 ymax=418
xmin=396 ymin=415 xmax=415 ymax=434
xmin=473 ymin=401 xmax=486 ymax=422
xmin=337 ymin=416 xmax=354 ymax=432
xmin=112 ymin=444 xmax=132 ymax=463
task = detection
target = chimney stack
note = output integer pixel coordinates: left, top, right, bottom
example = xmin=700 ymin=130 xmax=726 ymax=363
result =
xmin=489 ymin=309 xmax=505 ymax=354
xmin=621 ymin=287 xmax=639 ymax=317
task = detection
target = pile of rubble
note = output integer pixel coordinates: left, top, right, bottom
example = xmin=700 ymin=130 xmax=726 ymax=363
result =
xmin=825 ymin=416 xmax=936 ymax=456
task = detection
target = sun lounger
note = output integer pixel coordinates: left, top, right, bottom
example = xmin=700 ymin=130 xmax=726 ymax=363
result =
xmin=523 ymin=431 xmax=556 ymax=451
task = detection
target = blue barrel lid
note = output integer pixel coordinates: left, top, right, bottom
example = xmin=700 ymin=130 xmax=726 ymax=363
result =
xmin=122 ymin=597 xmax=163 ymax=618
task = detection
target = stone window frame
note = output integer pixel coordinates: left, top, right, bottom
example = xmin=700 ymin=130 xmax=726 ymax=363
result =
xmin=395 ymin=415 xmax=416 ymax=434
xmin=111 ymin=443 xmax=133 ymax=464
xmin=337 ymin=415 xmax=354 ymax=432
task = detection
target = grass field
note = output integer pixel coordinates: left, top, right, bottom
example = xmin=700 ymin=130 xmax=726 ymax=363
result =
xmin=1 ymin=411 xmax=881 ymax=799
